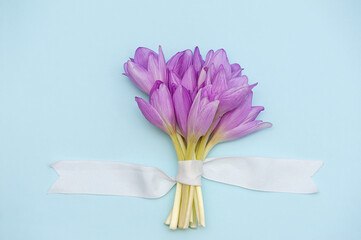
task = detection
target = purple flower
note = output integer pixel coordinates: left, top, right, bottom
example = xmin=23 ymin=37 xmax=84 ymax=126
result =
xmin=125 ymin=46 xmax=271 ymax=145
xmin=187 ymin=90 xmax=219 ymax=142
xmin=210 ymin=92 xmax=272 ymax=143
xmin=230 ymin=63 xmax=243 ymax=78
xmin=172 ymin=85 xmax=192 ymax=138
xmin=193 ymin=47 xmax=204 ymax=74
xmin=167 ymin=49 xmax=193 ymax=78
xmin=190 ymin=49 xmax=254 ymax=117
xmin=204 ymin=49 xmax=232 ymax=79
xmin=135 ymin=81 xmax=176 ymax=134
xmin=168 ymin=70 xmax=181 ymax=94
xmin=216 ymin=84 xmax=256 ymax=116
xmin=124 ymin=46 xmax=166 ymax=94
xmin=181 ymin=65 xmax=197 ymax=94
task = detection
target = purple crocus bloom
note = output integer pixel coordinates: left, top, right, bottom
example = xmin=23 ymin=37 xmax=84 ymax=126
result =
xmin=187 ymin=89 xmax=219 ymax=142
xmin=216 ymin=85 xmax=251 ymax=116
xmin=210 ymin=92 xmax=272 ymax=143
xmin=167 ymin=49 xmax=193 ymax=78
xmin=124 ymin=46 xmax=167 ymax=94
xmin=230 ymin=63 xmax=243 ymax=78
xmin=181 ymin=65 xmax=197 ymax=94
xmin=168 ymin=70 xmax=181 ymax=94
xmin=193 ymin=47 xmax=204 ymax=74
xmin=204 ymin=49 xmax=232 ymax=79
xmin=186 ymin=49 xmax=253 ymax=117
xmin=135 ymin=81 xmax=176 ymax=134
xmin=172 ymin=85 xmax=192 ymax=138
xmin=210 ymin=65 xmax=253 ymax=115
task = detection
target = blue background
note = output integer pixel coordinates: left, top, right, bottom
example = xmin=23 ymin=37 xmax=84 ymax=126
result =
xmin=1 ymin=0 xmax=360 ymax=239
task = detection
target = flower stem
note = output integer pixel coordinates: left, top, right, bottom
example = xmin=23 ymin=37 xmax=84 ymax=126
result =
xmin=196 ymin=186 xmax=205 ymax=227
xmin=189 ymin=204 xmax=197 ymax=228
xmin=196 ymin=135 xmax=209 ymax=160
xmin=168 ymin=132 xmax=186 ymax=230
xmin=183 ymin=185 xmax=195 ymax=229
xmin=185 ymin=140 xmax=196 ymax=160
xmin=193 ymin=189 xmax=200 ymax=221
xmin=170 ymin=133 xmax=184 ymax=161
xmin=178 ymin=184 xmax=189 ymax=228
xmin=169 ymin=182 xmax=182 ymax=230
xmin=202 ymin=139 xmax=217 ymax=160
xmin=176 ymin=133 xmax=186 ymax=155
xmin=164 ymin=207 xmax=172 ymax=225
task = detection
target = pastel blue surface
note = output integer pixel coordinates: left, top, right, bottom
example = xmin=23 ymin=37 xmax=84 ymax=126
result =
xmin=1 ymin=0 xmax=360 ymax=239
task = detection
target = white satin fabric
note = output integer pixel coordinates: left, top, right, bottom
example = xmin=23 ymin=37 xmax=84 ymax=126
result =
xmin=48 ymin=157 xmax=323 ymax=198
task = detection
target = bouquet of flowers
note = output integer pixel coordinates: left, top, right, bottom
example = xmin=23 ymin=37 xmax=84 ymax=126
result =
xmin=48 ymin=46 xmax=322 ymax=231
xmin=123 ymin=46 xmax=272 ymax=229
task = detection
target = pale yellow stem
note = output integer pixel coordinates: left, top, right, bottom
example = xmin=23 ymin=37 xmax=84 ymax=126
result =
xmin=176 ymin=133 xmax=186 ymax=155
xmin=196 ymin=186 xmax=205 ymax=227
xmin=202 ymin=141 xmax=216 ymax=160
xmin=196 ymin=135 xmax=209 ymax=160
xmin=193 ymin=189 xmax=200 ymax=221
xmin=178 ymin=184 xmax=189 ymax=228
xmin=169 ymin=183 xmax=182 ymax=230
xmin=164 ymin=207 xmax=172 ymax=225
xmin=195 ymin=115 xmax=219 ymax=160
xmin=167 ymin=132 xmax=187 ymax=230
xmin=190 ymin=205 xmax=197 ymax=228
xmin=183 ymin=186 xmax=195 ymax=229
xmin=185 ymin=140 xmax=196 ymax=160
xmin=170 ymin=134 xmax=184 ymax=160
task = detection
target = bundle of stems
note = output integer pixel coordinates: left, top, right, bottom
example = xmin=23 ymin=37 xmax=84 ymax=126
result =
xmin=164 ymin=132 xmax=215 ymax=230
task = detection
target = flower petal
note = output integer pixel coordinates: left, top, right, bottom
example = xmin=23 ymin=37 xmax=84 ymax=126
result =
xmin=168 ymin=70 xmax=181 ymax=94
xmin=228 ymin=75 xmax=249 ymax=88
xmin=231 ymin=63 xmax=242 ymax=73
xmin=245 ymin=106 xmax=265 ymax=123
xmin=207 ymin=49 xmax=232 ymax=79
xmin=135 ymin=97 xmax=167 ymax=133
xmin=187 ymin=90 xmax=219 ymax=140
xmin=216 ymin=92 xmax=253 ymax=131
xmin=193 ymin=46 xmax=204 ymax=73
xmin=173 ymin=85 xmax=192 ymax=137
xmin=212 ymin=66 xmax=228 ymax=93
xmin=181 ymin=65 xmax=197 ymax=93
xmin=157 ymin=46 xmax=167 ymax=84
xmin=197 ymin=99 xmax=219 ymax=136
xmin=167 ymin=49 xmax=193 ymax=78
xmin=217 ymin=85 xmax=250 ymax=115
xmin=127 ymin=61 xmax=155 ymax=94
xmin=149 ymin=82 xmax=175 ymax=130
xmin=148 ymin=54 xmax=161 ymax=81
xmin=197 ymin=67 xmax=207 ymax=88
xmin=222 ymin=121 xmax=272 ymax=142
xmin=134 ymin=47 xmax=157 ymax=69
xmin=204 ymin=50 xmax=214 ymax=66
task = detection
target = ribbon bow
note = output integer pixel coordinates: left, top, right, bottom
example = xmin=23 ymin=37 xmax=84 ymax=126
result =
xmin=49 ymin=156 xmax=323 ymax=198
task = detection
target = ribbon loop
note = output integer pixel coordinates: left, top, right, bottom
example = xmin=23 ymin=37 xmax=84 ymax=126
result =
xmin=48 ymin=160 xmax=175 ymax=198
xmin=203 ymin=157 xmax=323 ymax=194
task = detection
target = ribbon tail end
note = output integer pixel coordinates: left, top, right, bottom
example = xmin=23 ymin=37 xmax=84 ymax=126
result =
xmin=47 ymin=179 xmax=61 ymax=194
xmin=310 ymin=160 xmax=324 ymax=177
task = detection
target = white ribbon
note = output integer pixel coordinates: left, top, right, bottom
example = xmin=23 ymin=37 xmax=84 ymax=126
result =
xmin=48 ymin=157 xmax=323 ymax=198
